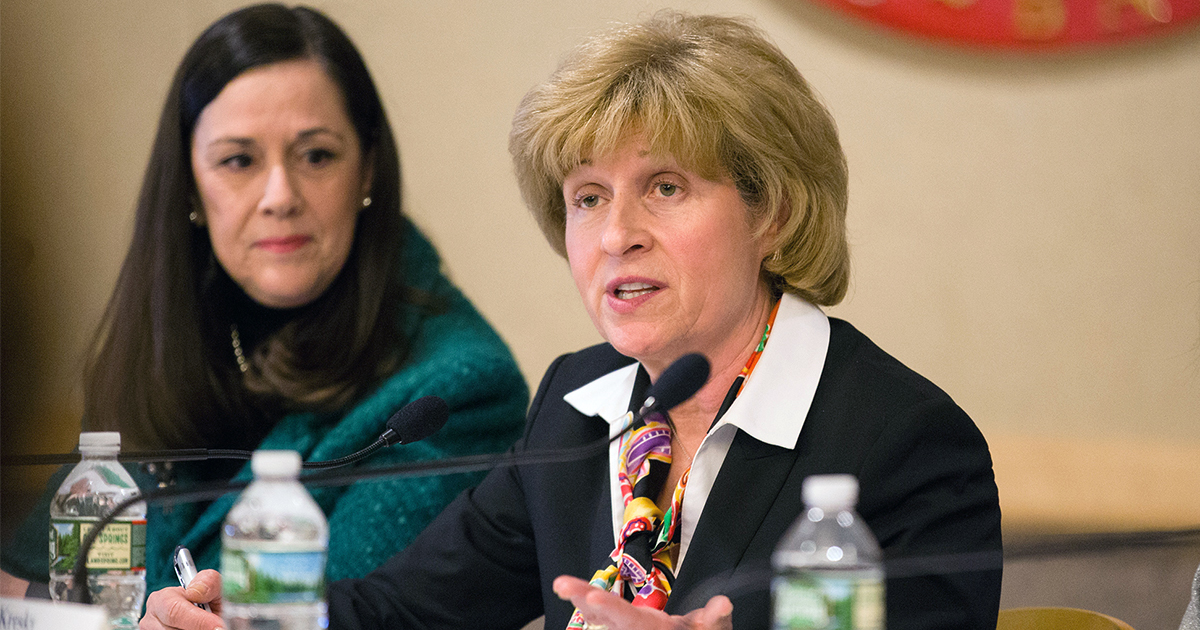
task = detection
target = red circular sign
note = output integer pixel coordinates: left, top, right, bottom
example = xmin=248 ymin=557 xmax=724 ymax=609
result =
xmin=809 ymin=0 xmax=1200 ymax=50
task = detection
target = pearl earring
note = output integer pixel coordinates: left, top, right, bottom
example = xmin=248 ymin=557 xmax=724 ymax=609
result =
xmin=362 ymin=197 xmax=372 ymax=208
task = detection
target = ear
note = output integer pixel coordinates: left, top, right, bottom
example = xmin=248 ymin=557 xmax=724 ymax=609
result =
xmin=190 ymin=196 xmax=208 ymax=227
xmin=757 ymin=199 xmax=791 ymax=261
xmin=359 ymin=150 xmax=376 ymax=205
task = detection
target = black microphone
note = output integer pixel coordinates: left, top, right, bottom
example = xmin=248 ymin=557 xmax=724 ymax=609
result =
xmin=381 ymin=395 xmax=450 ymax=446
xmin=631 ymin=352 xmax=710 ymax=434
xmin=4 ymin=396 xmax=450 ymax=471
xmin=639 ymin=352 xmax=711 ymax=416
xmin=305 ymin=396 xmax=449 ymax=470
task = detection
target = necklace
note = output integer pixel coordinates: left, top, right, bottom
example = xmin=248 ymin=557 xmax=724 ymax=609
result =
xmin=665 ymin=299 xmax=782 ymax=466
xmin=230 ymin=324 xmax=249 ymax=373
xmin=672 ymin=433 xmax=695 ymax=466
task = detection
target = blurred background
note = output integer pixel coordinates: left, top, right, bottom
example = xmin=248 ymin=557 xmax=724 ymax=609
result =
xmin=2 ymin=1 xmax=1197 ymax=627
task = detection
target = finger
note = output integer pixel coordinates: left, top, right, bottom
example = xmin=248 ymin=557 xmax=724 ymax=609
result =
xmin=553 ymin=575 xmax=671 ymax=629
xmin=138 ymin=610 xmax=167 ymax=630
xmin=553 ymin=575 xmax=615 ymax=621
xmin=553 ymin=575 xmax=623 ymax=626
xmin=142 ymin=586 xmax=224 ymax=630
xmin=682 ymin=595 xmax=734 ymax=630
xmin=552 ymin=575 xmax=594 ymax=603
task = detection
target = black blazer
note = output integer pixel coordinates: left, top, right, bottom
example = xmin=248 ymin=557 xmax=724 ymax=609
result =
xmin=329 ymin=318 xmax=1002 ymax=629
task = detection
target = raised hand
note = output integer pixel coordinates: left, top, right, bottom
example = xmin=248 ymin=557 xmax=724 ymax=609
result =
xmin=553 ymin=575 xmax=733 ymax=630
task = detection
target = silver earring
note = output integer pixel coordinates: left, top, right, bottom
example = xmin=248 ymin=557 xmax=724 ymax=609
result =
xmin=362 ymin=197 xmax=372 ymax=208
xmin=188 ymin=211 xmax=200 ymax=224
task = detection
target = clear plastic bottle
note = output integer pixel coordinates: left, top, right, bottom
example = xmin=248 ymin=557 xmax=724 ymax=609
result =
xmin=49 ymin=431 xmax=147 ymax=630
xmin=771 ymin=474 xmax=885 ymax=630
xmin=222 ymin=450 xmax=328 ymax=630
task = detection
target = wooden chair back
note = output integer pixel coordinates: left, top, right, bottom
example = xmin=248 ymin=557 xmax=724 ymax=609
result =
xmin=997 ymin=607 xmax=1136 ymax=630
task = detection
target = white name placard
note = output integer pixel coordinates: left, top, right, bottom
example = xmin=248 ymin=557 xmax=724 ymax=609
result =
xmin=0 ymin=597 xmax=107 ymax=630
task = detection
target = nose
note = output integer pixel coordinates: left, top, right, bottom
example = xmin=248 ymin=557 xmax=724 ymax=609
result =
xmin=600 ymin=195 xmax=651 ymax=257
xmin=258 ymin=164 xmax=301 ymax=217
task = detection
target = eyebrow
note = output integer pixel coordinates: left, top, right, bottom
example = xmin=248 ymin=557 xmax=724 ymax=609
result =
xmin=296 ymin=127 xmax=346 ymax=142
xmin=203 ymin=127 xmax=347 ymax=148
xmin=576 ymin=147 xmax=657 ymax=166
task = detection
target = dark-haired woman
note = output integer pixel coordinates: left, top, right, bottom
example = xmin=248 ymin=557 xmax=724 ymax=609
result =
xmin=0 ymin=2 xmax=527 ymax=601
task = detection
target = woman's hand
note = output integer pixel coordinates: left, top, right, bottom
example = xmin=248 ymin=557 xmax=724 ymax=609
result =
xmin=0 ymin=570 xmax=31 ymax=598
xmin=139 ymin=569 xmax=224 ymax=630
xmin=553 ymin=575 xmax=733 ymax=630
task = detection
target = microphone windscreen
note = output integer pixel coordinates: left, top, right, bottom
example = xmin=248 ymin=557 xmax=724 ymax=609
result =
xmin=645 ymin=353 xmax=710 ymax=412
xmin=386 ymin=396 xmax=450 ymax=444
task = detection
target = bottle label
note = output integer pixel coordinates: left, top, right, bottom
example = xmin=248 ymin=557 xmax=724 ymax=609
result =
xmin=221 ymin=547 xmax=326 ymax=605
xmin=772 ymin=573 xmax=884 ymax=630
xmin=49 ymin=518 xmax=147 ymax=573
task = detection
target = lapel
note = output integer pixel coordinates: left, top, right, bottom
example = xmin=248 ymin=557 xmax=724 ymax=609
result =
xmin=666 ymin=428 xmax=799 ymax=614
xmin=585 ymin=454 xmax=618 ymax=569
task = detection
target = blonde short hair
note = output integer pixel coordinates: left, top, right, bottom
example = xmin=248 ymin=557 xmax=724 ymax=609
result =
xmin=509 ymin=11 xmax=850 ymax=305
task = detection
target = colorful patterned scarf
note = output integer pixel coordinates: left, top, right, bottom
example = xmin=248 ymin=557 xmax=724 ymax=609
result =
xmin=567 ymin=300 xmax=779 ymax=627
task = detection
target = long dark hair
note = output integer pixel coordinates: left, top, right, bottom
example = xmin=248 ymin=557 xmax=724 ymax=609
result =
xmin=84 ymin=4 xmax=410 ymax=449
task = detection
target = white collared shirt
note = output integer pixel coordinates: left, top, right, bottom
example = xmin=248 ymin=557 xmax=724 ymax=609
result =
xmin=562 ymin=294 xmax=831 ymax=569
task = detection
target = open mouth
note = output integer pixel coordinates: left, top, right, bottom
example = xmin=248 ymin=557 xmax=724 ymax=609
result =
xmin=613 ymin=282 xmax=659 ymax=300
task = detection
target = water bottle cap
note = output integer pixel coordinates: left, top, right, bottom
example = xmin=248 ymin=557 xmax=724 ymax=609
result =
xmin=802 ymin=474 xmax=859 ymax=509
xmin=78 ymin=432 xmax=121 ymax=450
xmin=251 ymin=450 xmax=302 ymax=478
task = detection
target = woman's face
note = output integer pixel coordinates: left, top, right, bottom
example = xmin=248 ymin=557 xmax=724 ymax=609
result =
xmin=562 ymin=134 xmax=774 ymax=375
xmin=190 ymin=59 xmax=371 ymax=309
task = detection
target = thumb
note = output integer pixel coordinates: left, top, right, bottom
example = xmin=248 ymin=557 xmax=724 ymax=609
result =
xmin=184 ymin=569 xmax=223 ymax=604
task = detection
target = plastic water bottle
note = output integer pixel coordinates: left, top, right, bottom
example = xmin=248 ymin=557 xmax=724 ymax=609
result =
xmin=771 ymin=474 xmax=885 ymax=630
xmin=49 ymin=431 xmax=147 ymax=630
xmin=222 ymin=450 xmax=328 ymax=630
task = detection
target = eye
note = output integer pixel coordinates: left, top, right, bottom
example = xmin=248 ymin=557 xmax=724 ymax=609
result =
xmin=656 ymin=182 xmax=678 ymax=197
xmin=303 ymin=148 xmax=337 ymax=166
xmin=219 ymin=154 xmax=253 ymax=170
xmin=576 ymin=194 xmax=600 ymax=209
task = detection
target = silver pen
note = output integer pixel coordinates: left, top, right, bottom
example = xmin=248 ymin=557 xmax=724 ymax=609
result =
xmin=172 ymin=545 xmax=212 ymax=612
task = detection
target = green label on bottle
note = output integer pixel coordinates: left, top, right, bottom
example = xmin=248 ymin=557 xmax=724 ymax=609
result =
xmin=772 ymin=573 xmax=884 ymax=630
xmin=221 ymin=547 xmax=326 ymax=605
xmin=49 ymin=518 xmax=146 ymax=573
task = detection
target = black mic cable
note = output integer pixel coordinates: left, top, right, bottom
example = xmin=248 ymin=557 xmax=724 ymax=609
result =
xmin=5 ymin=396 xmax=450 ymax=470
xmin=13 ymin=353 xmax=710 ymax=469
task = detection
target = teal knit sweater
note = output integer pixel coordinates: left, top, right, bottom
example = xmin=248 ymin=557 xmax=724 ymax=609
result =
xmin=1 ymin=219 xmax=529 ymax=594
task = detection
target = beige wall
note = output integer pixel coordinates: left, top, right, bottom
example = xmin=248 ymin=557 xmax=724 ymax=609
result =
xmin=2 ymin=0 xmax=1198 ymax=534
